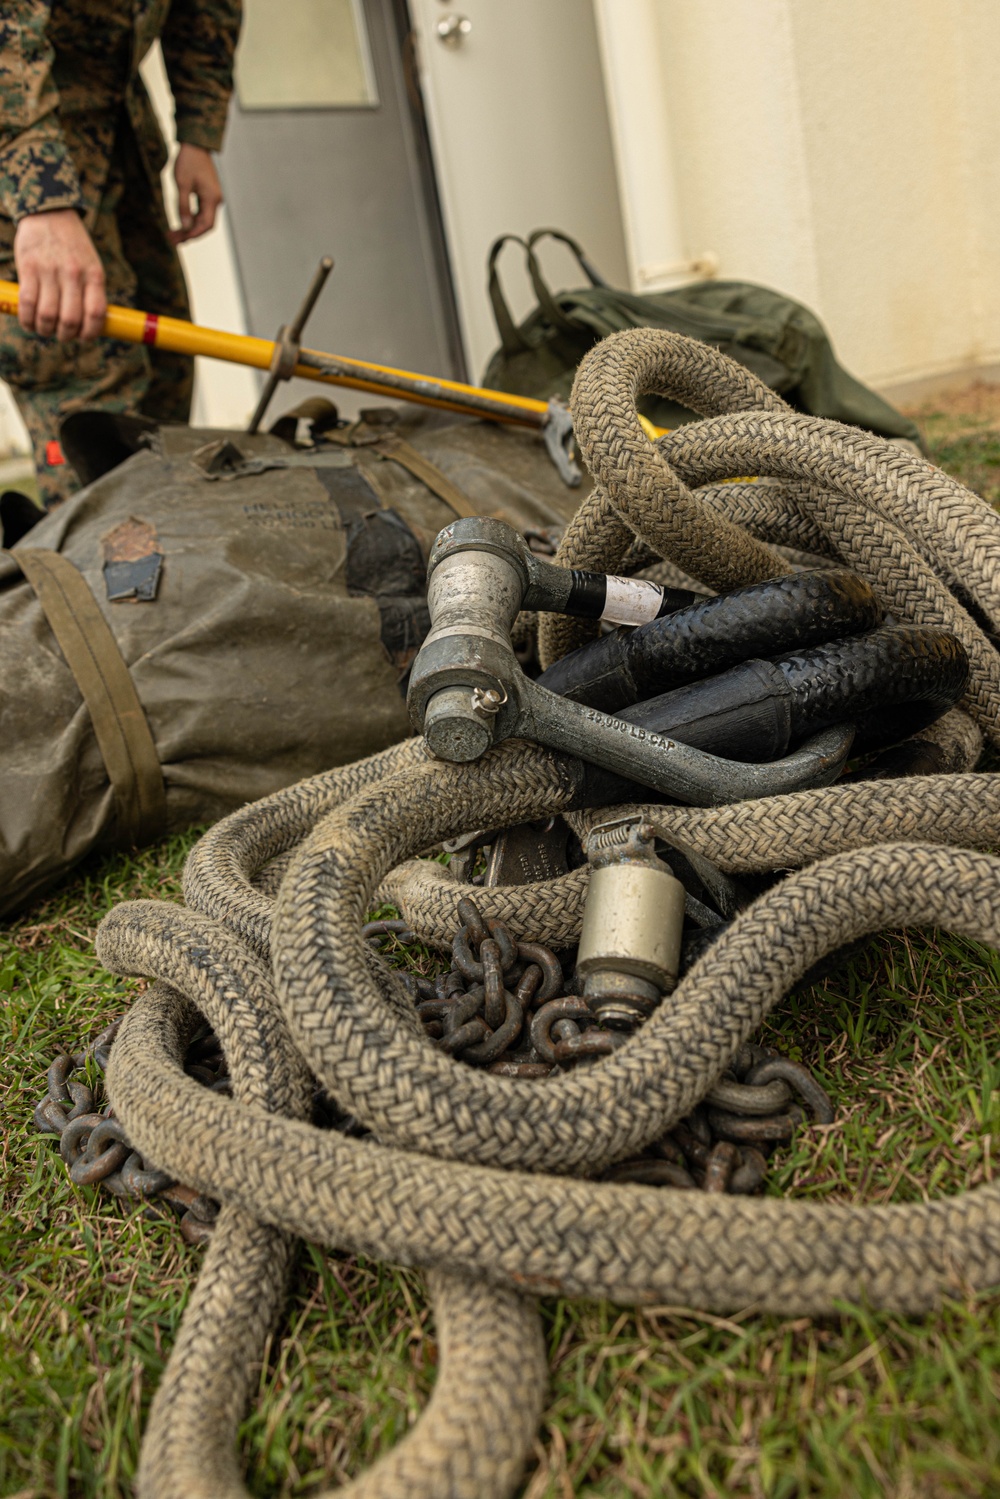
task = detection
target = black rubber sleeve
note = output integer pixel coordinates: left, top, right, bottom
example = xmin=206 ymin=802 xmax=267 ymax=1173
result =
xmin=617 ymin=626 xmax=968 ymax=763
xmin=779 ymin=625 xmax=969 ymax=752
xmin=537 ymin=569 xmax=882 ymax=714
xmin=617 ymin=660 xmax=794 ymax=762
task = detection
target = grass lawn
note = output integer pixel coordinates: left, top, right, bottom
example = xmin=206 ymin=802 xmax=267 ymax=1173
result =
xmin=3 ymin=390 xmax=1000 ymax=1498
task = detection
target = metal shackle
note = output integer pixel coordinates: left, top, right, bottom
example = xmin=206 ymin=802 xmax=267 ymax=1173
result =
xmin=405 ymin=517 xmax=854 ymax=805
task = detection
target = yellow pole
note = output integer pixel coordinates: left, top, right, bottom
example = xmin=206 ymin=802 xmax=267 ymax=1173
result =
xmin=0 ymin=280 xmax=669 ymax=439
xmin=0 ymin=280 xmax=550 ymax=428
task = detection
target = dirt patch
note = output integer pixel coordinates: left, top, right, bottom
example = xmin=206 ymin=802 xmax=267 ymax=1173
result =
xmin=901 ymin=381 xmax=1000 ymax=507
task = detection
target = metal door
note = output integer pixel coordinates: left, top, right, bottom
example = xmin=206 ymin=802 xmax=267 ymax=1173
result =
xmin=408 ymin=0 xmax=630 ymax=380
xmin=219 ymin=0 xmax=466 ymax=423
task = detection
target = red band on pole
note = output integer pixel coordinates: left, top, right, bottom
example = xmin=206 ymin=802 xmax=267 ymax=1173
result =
xmin=142 ymin=313 xmax=159 ymax=346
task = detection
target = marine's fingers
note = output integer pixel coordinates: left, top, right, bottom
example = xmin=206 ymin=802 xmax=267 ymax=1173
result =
xmin=174 ymin=163 xmax=195 ymax=232
xmin=187 ymin=184 xmax=222 ymax=241
xmin=80 ymin=264 xmax=107 ymax=341
xmin=56 ymin=268 xmax=84 ymax=342
xmin=17 ymin=265 xmax=39 ymax=333
xmin=34 ymin=265 xmax=61 ymax=338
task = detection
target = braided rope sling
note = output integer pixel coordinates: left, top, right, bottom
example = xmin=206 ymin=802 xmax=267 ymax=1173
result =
xmin=96 ymin=329 xmax=1000 ymax=1497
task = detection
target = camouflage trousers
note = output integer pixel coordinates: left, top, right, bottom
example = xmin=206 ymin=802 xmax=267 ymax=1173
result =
xmin=0 ymin=132 xmax=193 ymax=508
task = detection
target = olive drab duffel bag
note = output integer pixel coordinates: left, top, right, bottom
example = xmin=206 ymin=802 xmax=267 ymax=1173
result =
xmin=0 ymin=405 xmax=584 ymax=916
xmin=482 ymin=228 xmax=921 ymax=446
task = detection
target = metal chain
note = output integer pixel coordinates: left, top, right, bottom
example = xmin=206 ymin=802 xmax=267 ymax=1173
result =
xmin=39 ymin=891 xmax=834 ymax=1229
xmin=607 ymin=1041 xmax=834 ymax=1194
xmin=34 ymin=1015 xmax=382 ymax=1239
xmin=366 ymin=895 xmax=834 ymax=1197
xmin=33 ymin=1020 xmax=221 ymax=1244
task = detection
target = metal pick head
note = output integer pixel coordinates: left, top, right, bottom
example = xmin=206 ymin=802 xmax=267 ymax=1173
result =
xmin=248 ymin=256 xmax=335 ymax=434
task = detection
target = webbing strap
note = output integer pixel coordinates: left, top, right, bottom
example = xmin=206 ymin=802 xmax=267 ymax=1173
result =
xmin=375 ymin=437 xmax=481 ymax=519
xmin=10 ymin=548 xmax=165 ymax=845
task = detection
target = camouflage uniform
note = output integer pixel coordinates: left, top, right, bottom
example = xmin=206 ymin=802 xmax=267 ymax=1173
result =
xmin=0 ymin=1 xmax=241 ymax=505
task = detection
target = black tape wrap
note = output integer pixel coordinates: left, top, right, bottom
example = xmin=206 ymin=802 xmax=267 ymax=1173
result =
xmin=620 ymin=624 xmax=969 ymax=762
xmin=537 ymin=569 xmax=882 ymax=713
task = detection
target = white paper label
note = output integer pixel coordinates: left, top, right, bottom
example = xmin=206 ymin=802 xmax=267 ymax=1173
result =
xmin=602 ymin=576 xmax=665 ymax=626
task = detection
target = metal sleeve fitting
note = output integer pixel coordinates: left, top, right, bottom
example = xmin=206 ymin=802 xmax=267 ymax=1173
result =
xmin=407 ymin=519 xmax=528 ymax=760
xmin=577 ymin=820 xmax=685 ymax=1028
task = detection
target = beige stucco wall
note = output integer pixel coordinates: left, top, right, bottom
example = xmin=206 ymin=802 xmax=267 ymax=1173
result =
xmin=595 ymin=0 xmax=1000 ymax=394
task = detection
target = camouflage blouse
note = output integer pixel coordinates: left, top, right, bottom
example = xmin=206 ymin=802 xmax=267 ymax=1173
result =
xmin=0 ymin=0 xmax=241 ymax=224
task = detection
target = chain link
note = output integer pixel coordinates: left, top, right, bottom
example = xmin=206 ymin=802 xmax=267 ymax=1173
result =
xmin=33 ymin=1020 xmax=221 ymax=1244
xmin=368 ymin=895 xmax=835 ymax=1197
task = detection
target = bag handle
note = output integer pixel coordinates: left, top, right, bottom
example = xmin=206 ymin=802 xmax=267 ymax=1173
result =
xmin=268 ymin=396 xmax=341 ymax=444
xmin=523 ymin=229 xmax=607 ymax=336
xmin=487 ymin=229 xmax=608 ymax=352
xmin=486 ymin=234 xmax=534 ymax=356
xmin=527 ymin=228 xmax=608 ymax=289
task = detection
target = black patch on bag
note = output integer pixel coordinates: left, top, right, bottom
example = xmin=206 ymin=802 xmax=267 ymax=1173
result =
xmin=343 ymin=507 xmax=426 ymax=599
xmin=104 ymin=553 xmax=163 ymax=602
xmin=370 ymin=593 xmax=432 ymax=673
xmin=315 ymin=467 xmax=430 ymax=674
xmin=101 ymin=516 xmax=163 ymax=602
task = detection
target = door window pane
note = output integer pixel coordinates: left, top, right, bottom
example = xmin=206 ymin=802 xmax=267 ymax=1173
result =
xmin=236 ymin=0 xmax=379 ymax=110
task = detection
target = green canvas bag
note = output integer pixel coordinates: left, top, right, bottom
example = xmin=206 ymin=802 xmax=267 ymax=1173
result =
xmin=482 ymin=229 xmax=921 ymax=446
xmin=0 ymin=406 xmax=584 ymax=916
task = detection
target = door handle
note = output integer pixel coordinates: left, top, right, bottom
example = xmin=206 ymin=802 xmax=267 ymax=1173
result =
xmin=436 ymin=13 xmax=472 ymax=46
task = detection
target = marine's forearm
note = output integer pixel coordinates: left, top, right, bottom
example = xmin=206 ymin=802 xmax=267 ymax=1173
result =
xmin=160 ymin=0 xmax=242 ymax=154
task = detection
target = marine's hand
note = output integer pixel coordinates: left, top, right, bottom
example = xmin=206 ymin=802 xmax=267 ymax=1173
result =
xmin=13 ymin=210 xmax=107 ymax=340
xmin=171 ymin=144 xmax=223 ymax=245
